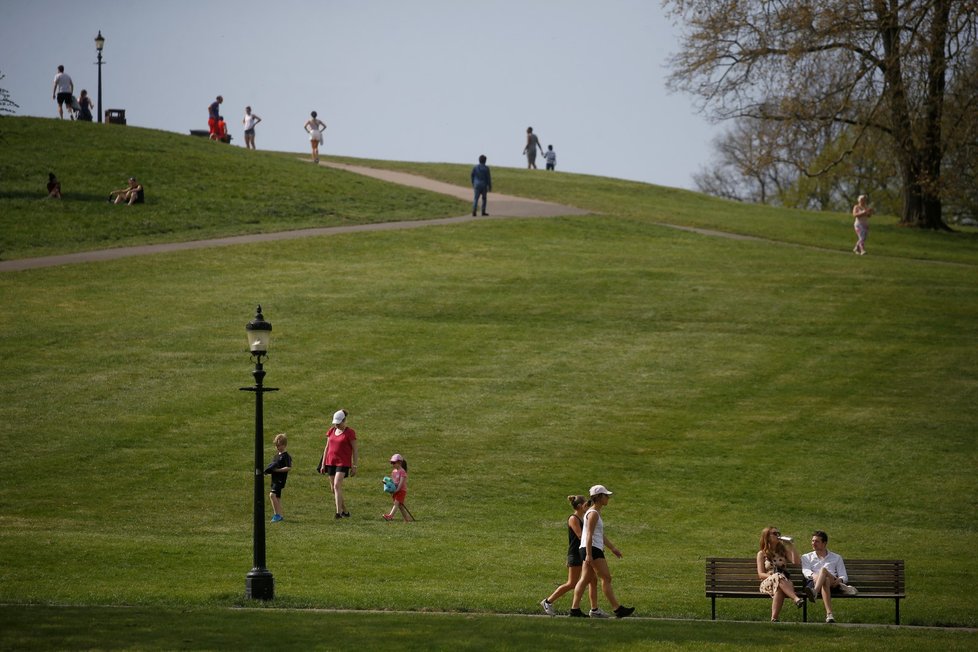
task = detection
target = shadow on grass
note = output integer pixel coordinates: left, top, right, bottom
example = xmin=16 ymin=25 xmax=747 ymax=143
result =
xmin=0 ymin=191 xmax=141 ymax=203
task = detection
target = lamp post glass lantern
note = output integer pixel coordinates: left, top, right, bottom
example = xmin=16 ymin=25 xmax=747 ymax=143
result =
xmin=94 ymin=30 xmax=105 ymax=124
xmin=241 ymin=305 xmax=278 ymax=600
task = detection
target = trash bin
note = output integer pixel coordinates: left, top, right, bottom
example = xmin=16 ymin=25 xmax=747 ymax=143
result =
xmin=105 ymin=109 xmax=126 ymax=125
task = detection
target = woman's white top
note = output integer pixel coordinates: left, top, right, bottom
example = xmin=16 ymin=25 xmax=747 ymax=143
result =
xmin=580 ymin=507 xmax=604 ymax=551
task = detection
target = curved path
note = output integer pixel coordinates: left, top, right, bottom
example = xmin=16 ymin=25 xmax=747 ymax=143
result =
xmin=0 ymin=162 xmax=589 ymax=272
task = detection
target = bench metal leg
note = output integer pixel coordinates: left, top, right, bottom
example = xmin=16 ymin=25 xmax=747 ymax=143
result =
xmin=895 ymin=599 xmax=900 ymax=625
xmin=711 ymin=596 xmax=716 ymax=620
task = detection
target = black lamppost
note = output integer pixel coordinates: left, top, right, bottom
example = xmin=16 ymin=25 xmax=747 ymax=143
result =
xmin=241 ymin=305 xmax=278 ymax=600
xmin=94 ymin=31 xmax=105 ymax=124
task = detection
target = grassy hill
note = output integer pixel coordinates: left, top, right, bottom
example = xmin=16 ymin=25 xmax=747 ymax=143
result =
xmin=1 ymin=118 xmax=976 ymax=648
xmin=0 ymin=117 xmax=467 ymax=260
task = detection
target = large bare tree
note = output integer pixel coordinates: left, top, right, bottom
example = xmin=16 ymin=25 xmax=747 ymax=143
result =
xmin=664 ymin=0 xmax=978 ymax=229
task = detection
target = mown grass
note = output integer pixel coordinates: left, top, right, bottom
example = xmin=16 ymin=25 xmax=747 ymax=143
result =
xmin=1 ymin=606 xmax=975 ymax=651
xmin=323 ymin=156 xmax=978 ymax=265
xmin=0 ymin=119 xmax=976 ymax=648
xmin=0 ymin=117 xmax=467 ymax=259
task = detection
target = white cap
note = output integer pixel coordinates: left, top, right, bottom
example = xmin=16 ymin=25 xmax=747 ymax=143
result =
xmin=331 ymin=409 xmax=346 ymax=425
xmin=589 ymin=484 xmax=613 ymax=497
xmin=390 ymin=453 xmax=404 ymax=463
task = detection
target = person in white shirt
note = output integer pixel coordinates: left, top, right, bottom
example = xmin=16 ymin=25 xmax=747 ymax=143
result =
xmin=567 ymin=485 xmax=635 ymax=618
xmin=52 ymin=65 xmax=74 ymax=120
xmin=242 ymin=106 xmax=262 ymax=150
xmin=544 ymin=145 xmax=557 ymax=171
xmin=801 ymin=530 xmax=858 ymax=623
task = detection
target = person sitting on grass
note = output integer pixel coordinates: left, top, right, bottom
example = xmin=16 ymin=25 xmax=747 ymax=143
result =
xmin=46 ymin=172 xmax=62 ymax=199
xmin=109 ymin=177 xmax=145 ymax=205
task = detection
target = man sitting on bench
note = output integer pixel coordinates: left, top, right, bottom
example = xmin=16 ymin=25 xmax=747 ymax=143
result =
xmin=801 ymin=530 xmax=858 ymax=623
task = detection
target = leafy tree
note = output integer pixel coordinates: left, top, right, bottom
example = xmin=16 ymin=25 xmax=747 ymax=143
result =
xmin=665 ymin=0 xmax=978 ymax=230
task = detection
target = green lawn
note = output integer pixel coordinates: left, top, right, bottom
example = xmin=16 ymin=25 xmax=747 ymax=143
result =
xmin=1 ymin=606 xmax=975 ymax=651
xmin=1 ymin=118 xmax=976 ymax=649
xmin=0 ymin=117 xmax=467 ymax=260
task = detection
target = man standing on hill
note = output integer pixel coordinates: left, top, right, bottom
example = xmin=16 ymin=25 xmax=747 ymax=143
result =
xmin=52 ymin=65 xmax=74 ymax=119
xmin=471 ymin=154 xmax=492 ymax=217
xmin=801 ymin=530 xmax=858 ymax=623
xmin=208 ymin=95 xmax=223 ymax=139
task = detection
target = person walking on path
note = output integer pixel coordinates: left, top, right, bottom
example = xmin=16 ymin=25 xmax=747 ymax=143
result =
xmin=304 ymin=111 xmax=327 ymax=163
xmin=208 ymin=96 xmax=223 ymax=139
xmin=318 ymin=408 xmax=358 ymax=519
xmin=264 ymin=433 xmax=292 ymax=522
xmin=523 ymin=127 xmax=544 ymax=169
xmin=569 ymin=485 xmax=635 ymax=618
xmin=471 ymin=154 xmax=492 ymax=216
xmin=52 ymin=65 xmax=74 ymax=120
xmin=242 ymin=106 xmax=262 ymax=150
xmin=540 ymin=495 xmax=604 ymax=617
xmin=801 ymin=530 xmax=858 ymax=623
xmin=852 ymin=195 xmax=874 ymax=255
xmin=756 ymin=526 xmax=805 ymax=621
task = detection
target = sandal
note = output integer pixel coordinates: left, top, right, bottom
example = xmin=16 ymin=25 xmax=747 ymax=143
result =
xmin=794 ymin=597 xmax=805 ymax=608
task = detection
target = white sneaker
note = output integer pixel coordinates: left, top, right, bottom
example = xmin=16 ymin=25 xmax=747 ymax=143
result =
xmin=840 ymin=583 xmax=859 ymax=596
xmin=540 ymin=599 xmax=555 ymax=617
xmin=589 ymin=608 xmax=611 ymax=618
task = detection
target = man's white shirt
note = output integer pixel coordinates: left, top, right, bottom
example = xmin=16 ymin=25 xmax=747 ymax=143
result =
xmin=801 ymin=549 xmax=848 ymax=583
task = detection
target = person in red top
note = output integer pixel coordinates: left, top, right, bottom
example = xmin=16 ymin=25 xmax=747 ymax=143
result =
xmin=383 ymin=454 xmax=413 ymax=522
xmin=319 ymin=409 xmax=359 ymax=519
xmin=215 ymin=116 xmax=228 ymax=142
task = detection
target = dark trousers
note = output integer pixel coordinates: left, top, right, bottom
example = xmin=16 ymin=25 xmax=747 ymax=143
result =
xmin=473 ymin=185 xmax=488 ymax=215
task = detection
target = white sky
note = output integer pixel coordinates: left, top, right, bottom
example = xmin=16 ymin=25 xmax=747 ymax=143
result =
xmin=0 ymin=0 xmax=718 ymax=189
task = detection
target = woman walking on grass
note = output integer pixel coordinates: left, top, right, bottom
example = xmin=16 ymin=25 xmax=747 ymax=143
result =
xmin=852 ymin=195 xmax=874 ymax=255
xmin=569 ymin=485 xmax=635 ymax=618
xmin=540 ymin=495 xmax=604 ymax=617
xmin=318 ymin=409 xmax=358 ymax=519
xmin=304 ymin=111 xmax=326 ymax=164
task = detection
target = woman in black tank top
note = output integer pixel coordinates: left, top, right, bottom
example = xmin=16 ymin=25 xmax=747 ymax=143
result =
xmin=539 ymin=495 xmax=601 ymax=616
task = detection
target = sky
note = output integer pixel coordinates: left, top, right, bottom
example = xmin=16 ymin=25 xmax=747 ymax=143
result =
xmin=0 ymin=0 xmax=719 ymax=189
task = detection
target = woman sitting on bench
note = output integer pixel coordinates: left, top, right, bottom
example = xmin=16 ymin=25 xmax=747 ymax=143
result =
xmin=757 ymin=526 xmax=805 ymax=621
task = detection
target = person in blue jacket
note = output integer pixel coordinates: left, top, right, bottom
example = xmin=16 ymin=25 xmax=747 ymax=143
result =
xmin=471 ymin=154 xmax=492 ymax=217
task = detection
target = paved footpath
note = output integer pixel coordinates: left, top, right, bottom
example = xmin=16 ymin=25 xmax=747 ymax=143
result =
xmin=0 ymin=162 xmax=590 ymax=273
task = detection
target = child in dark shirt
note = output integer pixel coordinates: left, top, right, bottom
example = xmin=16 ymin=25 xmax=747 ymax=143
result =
xmin=264 ymin=433 xmax=293 ymax=522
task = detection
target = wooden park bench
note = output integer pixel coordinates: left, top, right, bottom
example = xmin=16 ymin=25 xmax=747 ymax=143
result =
xmin=705 ymin=557 xmax=906 ymax=624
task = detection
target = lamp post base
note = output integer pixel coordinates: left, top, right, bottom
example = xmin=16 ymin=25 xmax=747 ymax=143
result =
xmin=245 ymin=568 xmax=274 ymax=600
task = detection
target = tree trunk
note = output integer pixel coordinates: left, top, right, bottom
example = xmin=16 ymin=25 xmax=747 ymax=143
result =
xmin=877 ymin=0 xmax=950 ymax=230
